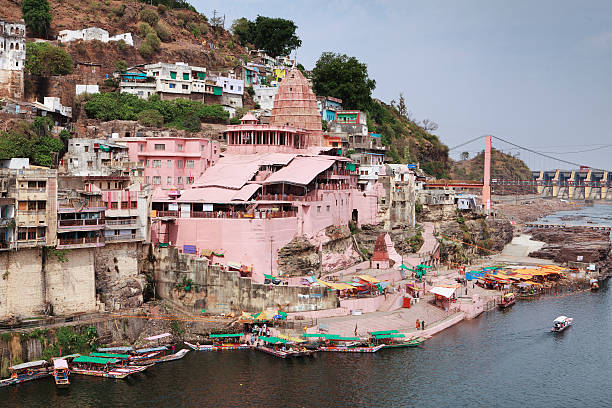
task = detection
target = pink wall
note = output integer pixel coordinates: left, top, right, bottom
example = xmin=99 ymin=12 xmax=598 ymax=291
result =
xmin=125 ymin=137 xmax=219 ymax=190
xmin=164 ymin=216 xmax=299 ymax=283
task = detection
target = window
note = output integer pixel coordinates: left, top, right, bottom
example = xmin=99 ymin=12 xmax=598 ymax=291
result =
xmin=17 ymin=228 xmax=26 ymax=240
xmin=38 ymin=201 xmax=46 ymax=210
xmin=326 ymin=205 xmax=330 ymax=212
xmin=121 ymin=201 xmax=129 ymax=209
xmin=177 ymin=177 xmax=183 ymax=184
xmin=167 ymin=177 xmax=172 ymax=185
xmin=170 ymin=71 xmax=177 ymax=79
xmin=153 ymin=71 xmax=159 ymax=76
xmin=28 ymin=229 xmax=36 ymax=240
xmin=317 ymin=206 xmax=321 ymax=213
xmin=139 ymin=144 xmax=144 ymax=152
xmin=138 ymin=160 xmax=144 ymax=167
xmin=182 ymin=84 xmax=189 ymax=90
xmin=200 ymin=144 xmax=205 ymax=151
xmin=84 ymin=146 xmax=89 ymax=152
xmin=145 ymin=176 xmax=150 ymax=184
xmin=28 ymin=201 xmax=36 ymax=211
xmin=153 ymin=176 xmax=162 ymax=185
xmin=169 ymin=83 xmax=176 ymax=89
xmin=146 ymin=160 xmax=150 ymax=167
xmin=186 ymin=177 xmax=194 ymax=184
xmin=183 ymin=73 xmax=189 ymax=80
xmin=88 ymin=161 xmax=93 ymax=168
xmin=37 ymin=227 xmax=45 ymax=239
xmin=131 ymin=201 xmax=138 ymax=209
xmin=186 ymin=160 xmax=194 ymax=168
xmin=167 ymin=160 xmax=172 ymax=168
xmin=177 ymin=144 xmax=184 ymax=151
xmin=153 ymin=160 xmax=162 ymax=168
xmin=177 ymin=160 xmax=184 ymax=168
xmin=154 ymin=144 xmax=165 ymax=151
xmin=111 ymin=202 xmax=118 ymax=209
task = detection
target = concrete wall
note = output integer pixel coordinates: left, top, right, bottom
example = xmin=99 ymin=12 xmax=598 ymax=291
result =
xmin=0 ymin=248 xmax=98 ymax=319
xmin=152 ymin=247 xmax=338 ymax=314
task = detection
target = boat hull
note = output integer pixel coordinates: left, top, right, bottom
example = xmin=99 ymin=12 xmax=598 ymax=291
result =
xmin=185 ymin=342 xmax=249 ymax=351
xmin=135 ymin=349 xmax=190 ymax=365
xmin=0 ymin=371 xmax=50 ymax=388
xmin=319 ymin=345 xmax=384 ymax=353
xmin=498 ymin=300 xmax=515 ymax=309
xmin=382 ymin=340 xmax=424 ymax=349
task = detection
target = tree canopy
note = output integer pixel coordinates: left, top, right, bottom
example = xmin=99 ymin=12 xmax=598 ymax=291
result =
xmin=84 ymin=93 xmax=229 ymax=130
xmin=25 ymin=42 xmax=73 ymax=76
xmin=0 ymin=118 xmax=64 ymax=168
xmin=231 ymin=16 xmax=301 ymax=57
xmin=311 ymin=52 xmax=376 ymax=111
xmin=21 ymin=0 xmax=52 ymax=38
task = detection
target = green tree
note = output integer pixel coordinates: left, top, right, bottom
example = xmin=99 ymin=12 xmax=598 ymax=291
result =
xmin=311 ymin=52 xmax=376 ymax=110
xmin=137 ymin=109 xmax=164 ymax=127
xmin=231 ymin=17 xmax=251 ymax=45
xmin=114 ymin=60 xmax=128 ymax=73
xmin=249 ymin=16 xmax=301 ymax=57
xmin=140 ymin=8 xmax=159 ymax=26
xmin=25 ymin=42 xmax=73 ymax=76
xmin=21 ymin=0 xmax=52 ymax=38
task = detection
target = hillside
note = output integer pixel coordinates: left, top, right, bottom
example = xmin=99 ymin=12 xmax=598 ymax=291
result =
xmin=451 ymin=148 xmax=532 ymax=181
xmin=368 ymin=100 xmax=450 ymax=178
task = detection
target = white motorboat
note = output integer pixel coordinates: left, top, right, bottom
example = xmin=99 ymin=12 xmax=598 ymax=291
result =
xmin=551 ymin=316 xmax=573 ymax=332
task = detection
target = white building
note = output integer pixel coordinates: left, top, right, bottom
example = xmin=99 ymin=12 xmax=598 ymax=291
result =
xmin=0 ymin=19 xmax=26 ymax=99
xmin=43 ymin=97 xmax=72 ymax=118
xmin=58 ymin=27 xmax=134 ymax=46
xmin=253 ymin=85 xmax=278 ymax=111
xmin=143 ymin=62 xmax=207 ymax=99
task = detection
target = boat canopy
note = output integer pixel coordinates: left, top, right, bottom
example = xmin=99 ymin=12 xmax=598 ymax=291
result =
xmin=259 ymin=336 xmax=290 ymax=344
xmin=370 ymin=330 xmax=399 ymax=336
xmin=357 ymin=275 xmax=380 ymax=283
xmin=277 ymin=334 xmax=305 ymax=343
xmin=134 ymin=346 xmax=168 ymax=354
xmin=98 ymin=346 xmax=134 ymax=352
xmin=209 ymin=333 xmax=244 ymax=338
xmin=52 ymin=353 xmax=81 ymax=361
xmin=73 ymin=356 xmax=119 ymax=365
xmin=89 ymin=352 xmax=130 ymax=359
xmin=553 ymin=316 xmax=568 ymax=323
xmin=374 ymin=333 xmax=405 ymax=339
xmin=9 ymin=360 xmax=48 ymax=371
xmin=145 ymin=333 xmax=171 ymax=341
xmin=53 ymin=359 xmax=69 ymax=370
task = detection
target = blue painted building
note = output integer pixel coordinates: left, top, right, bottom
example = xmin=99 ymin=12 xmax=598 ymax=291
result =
xmin=317 ymin=96 xmax=343 ymax=122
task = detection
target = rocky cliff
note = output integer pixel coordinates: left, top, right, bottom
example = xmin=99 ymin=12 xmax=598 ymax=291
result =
xmin=528 ymin=227 xmax=612 ymax=268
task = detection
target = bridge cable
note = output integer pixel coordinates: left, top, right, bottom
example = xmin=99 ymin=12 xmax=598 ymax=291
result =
xmin=448 ymin=135 xmax=485 ymax=151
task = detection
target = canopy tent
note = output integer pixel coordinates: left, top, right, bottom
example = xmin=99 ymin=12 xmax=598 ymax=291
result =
xmin=277 ymin=333 xmax=305 ymax=343
xmin=145 ymin=333 xmax=171 ymax=341
xmin=89 ymin=352 xmax=130 ymax=359
xmin=374 ymin=333 xmax=406 ymax=339
xmin=316 ymin=279 xmax=354 ymax=291
xmin=258 ymin=336 xmax=290 ymax=344
xmin=134 ymin=346 xmax=168 ymax=354
xmin=429 ymin=286 xmax=456 ymax=299
xmin=9 ymin=360 xmax=47 ymax=371
xmin=210 ymin=333 xmax=244 ymax=338
xmin=98 ymin=346 xmax=134 ymax=352
xmin=73 ymin=356 xmax=119 ymax=365
xmin=53 ymin=359 xmax=69 ymax=370
xmin=254 ymin=310 xmax=279 ymax=321
xmin=52 ymin=353 xmax=80 ymax=361
xmin=356 ymin=275 xmax=380 ymax=283
xmin=370 ymin=330 xmax=399 ymax=336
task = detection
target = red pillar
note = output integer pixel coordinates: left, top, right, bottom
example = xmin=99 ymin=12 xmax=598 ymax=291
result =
xmin=483 ymin=135 xmax=491 ymax=213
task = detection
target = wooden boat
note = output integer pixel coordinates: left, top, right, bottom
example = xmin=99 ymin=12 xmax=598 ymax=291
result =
xmin=303 ymin=333 xmax=384 ymax=353
xmin=551 ymin=316 xmax=573 ymax=332
xmin=0 ymin=360 xmax=49 ymax=388
xmin=185 ymin=342 xmax=250 ymax=351
xmin=498 ymin=292 xmax=516 ymax=309
xmin=254 ymin=336 xmax=315 ymax=358
xmin=590 ymin=279 xmax=599 ymax=291
xmin=369 ymin=331 xmax=426 ymax=349
xmin=134 ymin=348 xmax=190 ymax=365
xmin=130 ymin=346 xmax=167 ymax=362
xmin=70 ymin=355 xmax=148 ymax=379
xmin=52 ymin=358 xmax=70 ymax=388
xmin=319 ymin=344 xmax=384 ymax=353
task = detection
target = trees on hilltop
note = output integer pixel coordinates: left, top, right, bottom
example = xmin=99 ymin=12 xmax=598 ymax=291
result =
xmin=231 ymin=16 xmax=301 ymax=58
xmin=21 ymin=0 xmax=52 ymax=38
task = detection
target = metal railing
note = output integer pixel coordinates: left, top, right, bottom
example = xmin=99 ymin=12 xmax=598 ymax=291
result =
xmin=57 ymin=236 xmax=104 ymax=247
xmin=58 ymin=218 xmax=105 ymax=227
xmin=105 ymin=219 xmax=138 ymax=226
xmin=105 ymin=233 xmax=144 ymax=242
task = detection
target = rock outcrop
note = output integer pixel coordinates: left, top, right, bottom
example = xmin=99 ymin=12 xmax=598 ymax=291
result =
xmin=528 ymin=227 xmax=612 ymax=265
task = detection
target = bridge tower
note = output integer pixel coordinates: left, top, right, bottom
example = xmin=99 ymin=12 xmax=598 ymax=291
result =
xmin=482 ymin=135 xmax=491 ymax=213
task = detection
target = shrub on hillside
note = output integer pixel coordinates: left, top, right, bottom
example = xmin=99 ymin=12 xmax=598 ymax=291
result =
xmin=138 ymin=109 xmax=164 ymax=127
xmin=139 ymin=42 xmax=153 ymax=58
xmin=188 ymin=22 xmax=200 ymax=38
xmin=111 ymin=3 xmax=125 ymax=16
xmin=155 ymin=22 xmax=172 ymax=42
xmin=21 ymin=0 xmax=52 ymax=38
xmin=157 ymin=4 xmax=167 ymax=14
xmin=145 ymin=33 xmax=161 ymax=51
xmin=138 ymin=22 xmax=154 ymax=38
xmin=25 ymin=42 xmax=73 ymax=76
xmin=140 ymin=8 xmax=159 ymax=26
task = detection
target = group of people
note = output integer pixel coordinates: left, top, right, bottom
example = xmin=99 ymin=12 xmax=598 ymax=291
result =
xmin=415 ymin=319 xmax=426 ymax=331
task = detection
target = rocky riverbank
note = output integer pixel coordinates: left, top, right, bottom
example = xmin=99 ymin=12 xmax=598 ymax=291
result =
xmin=494 ymin=197 xmax=585 ymax=228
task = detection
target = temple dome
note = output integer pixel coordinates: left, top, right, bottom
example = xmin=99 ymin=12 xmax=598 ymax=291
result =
xmin=270 ymin=68 xmax=322 ymax=146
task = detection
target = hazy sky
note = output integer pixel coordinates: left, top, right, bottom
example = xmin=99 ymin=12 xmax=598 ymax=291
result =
xmin=194 ymin=0 xmax=612 ymax=170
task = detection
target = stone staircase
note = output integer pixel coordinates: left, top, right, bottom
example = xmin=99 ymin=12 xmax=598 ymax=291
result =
xmin=376 ymin=292 xmax=403 ymax=312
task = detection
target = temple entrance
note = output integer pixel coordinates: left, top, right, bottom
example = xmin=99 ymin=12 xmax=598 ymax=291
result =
xmin=352 ymin=209 xmax=358 ymax=223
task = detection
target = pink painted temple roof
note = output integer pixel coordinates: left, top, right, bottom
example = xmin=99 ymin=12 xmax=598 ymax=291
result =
xmin=178 ymin=184 xmax=261 ymax=203
xmin=261 ymin=156 xmax=337 ymax=186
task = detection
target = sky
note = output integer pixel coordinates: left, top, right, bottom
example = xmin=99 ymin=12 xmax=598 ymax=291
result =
xmin=193 ymin=0 xmax=612 ymax=170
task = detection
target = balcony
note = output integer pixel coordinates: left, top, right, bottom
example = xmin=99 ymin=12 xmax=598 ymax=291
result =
xmin=0 ymin=241 xmax=13 ymax=251
xmin=58 ymin=218 xmax=105 ymax=231
xmin=58 ymin=200 xmax=106 ymax=213
xmin=105 ymin=219 xmax=139 ymax=228
xmin=14 ymin=237 xmax=46 ymax=248
xmin=105 ymin=233 xmax=144 ymax=243
xmin=57 ymin=236 xmax=105 ymax=249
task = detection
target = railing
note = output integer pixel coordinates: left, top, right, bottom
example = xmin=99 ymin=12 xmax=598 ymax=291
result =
xmin=190 ymin=210 xmax=297 ymax=219
xmin=57 ymin=236 xmax=104 ymax=247
xmin=0 ymin=241 xmax=12 ymax=249
xmin=15 ymin=237 xmax=46 ymax=247
xmin=155 ymin=211 xmax=180 ymax=218
xmin=59 ymin=200 xmax=106 ymax=211
xmin=105 ymin=219 xmax=138 ymax=226
xmin=58 ymin=218 xmax=104 ymax=227
xmin=105 ymin=233 xmax=144 ymax=242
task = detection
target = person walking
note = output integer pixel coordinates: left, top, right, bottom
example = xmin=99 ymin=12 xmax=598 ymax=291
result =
xmin=415 ymin=319 xmax=420 ymax=330
xmin=421 ymin=320 xmax=425 ymax=330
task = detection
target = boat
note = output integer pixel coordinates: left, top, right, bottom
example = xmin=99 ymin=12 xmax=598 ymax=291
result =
xmin=590 ymin=279 xmax=599 ymax=291
xmin=132 ymin=347 xmax=190 ymax=365
xmin=551 ymin=316 xmax=573 ymax=332
xmin=498 ymin=292 xmax=516 ymax=309
xmin=130 ymin=346 xmax=166 ymax=362
xmin=369 ymin=331 xmax=425 ymax=349
xmin=319 ymin=344 xmax=385 ymax=353
xmin=303 ymin=333 xmax=384 ymax=353
xmin=253 ymin=336 xmax=316 ymax=358
xmin=0 ymin=360 xmax=49 ymax=388
xmin=52 ymin=358 xmax=70 ymax=388
xmin=70 ymin=355 xmax=148 ymax=379
xmin=185 ymin=333 xmax=249 ymax=351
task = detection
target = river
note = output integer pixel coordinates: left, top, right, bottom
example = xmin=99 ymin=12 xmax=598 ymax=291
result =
xmin=2 ymin=205 xmax=611 ymax=407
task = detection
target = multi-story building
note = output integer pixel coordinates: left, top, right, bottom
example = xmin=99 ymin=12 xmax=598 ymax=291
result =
xmin=118 ymin=66 xmax=157 ymax=100
xmin=0 ymin=159 xmax=57 ymax=250
xmin=119 ymin=62 xmax=208 ymax=100
xmin=122 ymin=136 xmax=220 ymax=191
xmin=56 ymin=189 xmax=106 ymax=249
xmin=61 ymin=138 xmax=131 ymax=177
xmin=328 ymin=110 xmax=387 ymax=165
xmin=317 ymin=96 xmax=343 ymax=122
xmin=253 ymin=85 xmax=279 ymax=111
xmin=0 ymin=19 xmax=26 ymax=99
xmin=215 ymin=76 xmax=244 ymax=109
xmin=101 ymin=189 xmax=149 ymax=243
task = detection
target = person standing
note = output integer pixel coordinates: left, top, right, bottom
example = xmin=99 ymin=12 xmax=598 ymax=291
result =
xmin=415 ymin=319 xmax=420 ymax=330
xmin=421 ymin=320 xmax=425 ymax=330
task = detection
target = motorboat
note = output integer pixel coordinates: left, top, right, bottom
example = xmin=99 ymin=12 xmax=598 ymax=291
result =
xmin=551 ymin=316 xmax=573 ymax=332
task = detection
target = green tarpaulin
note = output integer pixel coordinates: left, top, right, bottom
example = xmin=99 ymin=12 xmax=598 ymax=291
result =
xmin=89 ymin=352 xmax=130 ymax=359
xmin=259 ymin=336 xmax=289 ymax=344
xmin=374 ymin=333 xmax=405 ymax=339
xmin=210 ymin=333 xmax=244 ymax=338
xmin=346 ymin=163 xmax=356 ymax=171
xmin=73 ymin=356 xmax=118 ymax=364
xmin=370 ymin=330 xmax=399 ymax=336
